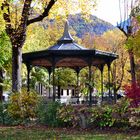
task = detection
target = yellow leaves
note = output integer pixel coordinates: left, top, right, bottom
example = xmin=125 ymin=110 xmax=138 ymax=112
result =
xmin=0 ymin=0 xmax=5 ymax=32
xmin=92 ymin=29 xmax=130 ymax=87
xmin=8 ymin=88 xmax=39 ymax=119
xmin=48 ymin=0 xmax=97 ymax=20
xmin=23 ymin=20 xmax=64 ymax=52
xmin=79 ymin=0 xmax=96 ymax=14
xmin=81 ymin=32 xmax=95 ymax=49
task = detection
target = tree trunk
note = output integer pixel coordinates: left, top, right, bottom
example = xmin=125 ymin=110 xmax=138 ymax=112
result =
xmin=12 ymin=46 xmax=22 ymax=92
xmin=128 ymin=50 xmax=136 ymax=83
xmin=0 ymin=69 xmax=3 ymax=101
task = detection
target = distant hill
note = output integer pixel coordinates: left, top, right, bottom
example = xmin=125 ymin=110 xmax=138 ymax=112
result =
xmin=38 ymin=13 xmax=115 ymax=38
xmin=67 ymin=14 xmax=115 ymax=38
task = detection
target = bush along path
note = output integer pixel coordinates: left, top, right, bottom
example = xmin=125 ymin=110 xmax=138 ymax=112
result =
xmin=0 ymin=89 xmax=140 ymax=131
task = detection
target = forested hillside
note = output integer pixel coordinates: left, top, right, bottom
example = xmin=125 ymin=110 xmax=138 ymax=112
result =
xmin=44 ymin=14 xmax=115 ymax=38
xmin=68 ymin=14 xmax=115 ymax=38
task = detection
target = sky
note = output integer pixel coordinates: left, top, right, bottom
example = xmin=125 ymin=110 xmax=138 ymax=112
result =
xmin=92 ymin=0 xmax=131 ymax=26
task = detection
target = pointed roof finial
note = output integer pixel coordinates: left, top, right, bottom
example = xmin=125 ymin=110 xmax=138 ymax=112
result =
xmin=58 ymin=21 xmax=74 ymax=43
xmin=48 ymin=20 xmax=87 ymax=50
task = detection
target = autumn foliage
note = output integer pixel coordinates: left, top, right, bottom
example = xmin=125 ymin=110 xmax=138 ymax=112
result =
xmin=125 ymin=83 xmax=140 ymax=108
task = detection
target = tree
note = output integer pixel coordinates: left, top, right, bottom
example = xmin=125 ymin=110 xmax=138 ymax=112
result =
xmin=1 ymin=0 xmax=96 ymax=92
xmin=130 ymin=4 xmax=140 ymax=85
xmin=117 ymin=0 xmax=140 ymax=83
xmin=92 ymin=29 xmax=129 ymax=94
xmin=1 ymin=0 xmax=57 ymax=92
xmin=128 ymin=26 xmax=140 ymax=85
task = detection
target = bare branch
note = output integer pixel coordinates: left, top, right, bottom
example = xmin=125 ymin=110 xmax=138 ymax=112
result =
xmin=117 ymin=26 xmax=128 ymax=36
xmin=27 ymin=0 xmax=56 ymax=26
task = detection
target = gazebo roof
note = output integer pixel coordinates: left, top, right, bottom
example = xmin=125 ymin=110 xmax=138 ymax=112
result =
xmin=48 ymin=21 xmax=87 ymax=50
xmin=22 ymin=21 xmax=118 ymax=69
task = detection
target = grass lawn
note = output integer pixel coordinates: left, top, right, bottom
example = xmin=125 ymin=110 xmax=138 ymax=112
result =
xmin=0 ymin=127 xmax=140 ymax=140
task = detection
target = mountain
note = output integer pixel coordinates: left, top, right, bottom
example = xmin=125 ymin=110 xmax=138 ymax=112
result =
xmin=39 ymin=13 xmax=115 ymax=38
xmin=67 ymin=14 xmax=115 ymax=38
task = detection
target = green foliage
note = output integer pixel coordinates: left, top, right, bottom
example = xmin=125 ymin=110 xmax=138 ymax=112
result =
xmin=89 ymin=105 xmax=115 ymax=128
xmin=132 ymin=30 xmax=140 ymax=57
xmin=57 ymin=100 xmax=130 ymax=129
xmin=30 ymin=67 xmax=49 ymax=89
xmin=89 ymin=98 xmax=130 ymax=129
xmin=36 ymin=101 xmax=62 ymax=127
xmin=125 ymin=36 xmax=134 ymax=51
xmin=0 ymin=102 xmax=16 ymax=125
xmin=0 ymin=31 xmax=12 ymax=91
xmin=57 ymin=99 xmax=132 ymax=129
xmin=8 ymin=88 xmax=39 ymax=122
xmin=58 ymin=105 xmax=91 ymax=128
xmin=55 ymin=68 xmax=76 ymax=87
xmin=0 ymin=31 xmax=11 ymax=68
xmin=137 ymin=15 xmax=140 ymax=23
xmin=0 ymin=103 xmax=5 ymax=124
xmin=112 ymin=98 xmax=130 ymax=128
xmin=36 ymin=98 xmax=47 ymax=124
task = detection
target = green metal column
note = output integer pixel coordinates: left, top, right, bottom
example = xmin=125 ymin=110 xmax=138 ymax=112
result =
xmin=100 ymin=65 xmax=104 ymax=103
xmin=47 ymin=68 xmax=52 ymax=98
xmin=107 ymin=63 xmax=111 ymax=101
xmin=89 ymin=65 xmax=92 ymax=106
xmin=26 ymin=64 xmax=31 ymax=92
xmin=52 ymin=66 xmax=55 ymax=101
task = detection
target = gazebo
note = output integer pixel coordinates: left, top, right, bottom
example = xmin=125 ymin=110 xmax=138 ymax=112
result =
xmin=22 ymin=21 xmax=118 ymax=105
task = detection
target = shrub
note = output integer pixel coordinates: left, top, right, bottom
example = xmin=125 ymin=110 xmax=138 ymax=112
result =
xmin=89 ymin=105 xmax=114 ymax=128
xmin=0 ymin=102 xmax=15 ymax=125
xmin=125 ymin=83 xmax=140 ymax=107
xmin=36 ymin=100 xmax=62 ymax=127
xmin=88 ymin=98 xmax=131 ymax=129
xmin=8 ymin=88 xmax=39 ymax=124
xmin=129 ymin=107 xmax=140 ymax=128
xmin=36 ymin=98 xmax=47 ymax=124
xmin=58 ymin=105 xmax=89 ymax=128
xmin=0 ymin=102 xmax=5 ymax=124
xmin=58 ymin=104 xmax=78 ymax=127
xmin=112 ymin=98 xmax=130 ymax=128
